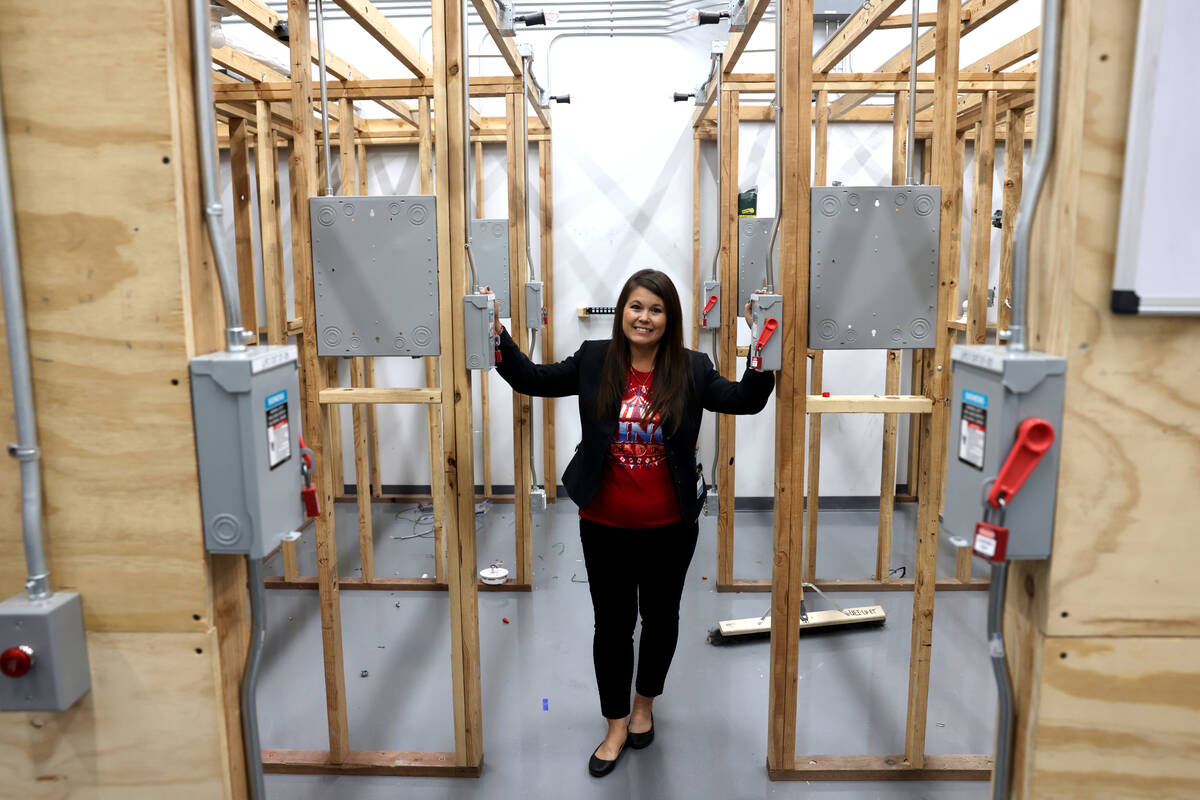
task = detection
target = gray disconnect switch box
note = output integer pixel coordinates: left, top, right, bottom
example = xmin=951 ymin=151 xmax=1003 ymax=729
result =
xmin=190 ymin=345 xmax=305 ymax=559
xmin=464 ymin=293 xmax=497 ymax=371
xmin=0 ymin=592 xmax=90 ymax=712
xmin=943 ymin=345 xmax=1067 ymax=560
xmin=749 ymin=293 xmax=783 ymax=371
xmin=700 ymin=280 xmax=721 ymax=330
xmin=525 ymin=281 xmax=545 ymax=331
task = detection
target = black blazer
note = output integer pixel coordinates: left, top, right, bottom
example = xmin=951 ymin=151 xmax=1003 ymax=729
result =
xmin=495 ymin=328 xmax=775 ymax=523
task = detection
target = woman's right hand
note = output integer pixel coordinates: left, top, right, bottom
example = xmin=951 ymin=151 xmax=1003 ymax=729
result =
xmin=481 ymin=285 xmax=503 ymax=334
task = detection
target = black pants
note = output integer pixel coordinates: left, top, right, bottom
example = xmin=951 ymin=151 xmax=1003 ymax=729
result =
xmin=579 ymin=517 xmax=700 ymax=719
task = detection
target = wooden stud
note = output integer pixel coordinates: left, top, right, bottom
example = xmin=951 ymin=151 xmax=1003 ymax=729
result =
xmin=903 ymin=0 xmax=961 ymax=769
xmin=432 ymin=0 xmax=484 ymax=765
xmin=877 ymin=89 xmax=908 ymax=579
xmin=877 ymin=350 xmax=901 ymax=579
xmin=287 ymin=0 xmax=349 ymax=763
xmin=539 ymin=138 xmax=557 ymax=503
xmin=715 ymin=89 xmax=739 ymax=588
xmin=967 ymin=91 xmax=997 ymax=344
xmin=767 ymin=0 xmax=812 ymax=772
xmin=356 ymin=140 xmax=382 ymax=499
xmin=803 ymin=350 xmax=822 ymax=582
xmin=475 ymin=139 xmax=492 ymax=498
xmin=804 ymin=88 xmax=829 ymax=583
xmin=997 ymin=107 xmax=1025 ymax=343
xmin=350 ymin=358 xmax=374 ymax=581
xmin=417 ymin=94 xmax=447 ymax=580
xmin=254 ymin=100 xmax=298 ymax=581
xmin=506 ymin=89 xmax=534 ymax=586
xmin=324 ymin=359 xmax=345 ymax=493
xmin=228 ymin=118 xmax=259 ymax=344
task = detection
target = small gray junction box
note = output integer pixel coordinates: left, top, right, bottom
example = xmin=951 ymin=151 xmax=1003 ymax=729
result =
xmin=0 ymin=592 xmax=90 ymax=712
xmin=749 ymin=293 xmax=783 ymax=372
xmin=700 ymin=279 xmax=721 ymax=330
xmin=310 ymin=195 xmax=440 ymax=357
xmin=738 ymin=217 xmax=777 ymax=311
xmin=943 ymin=345 xmax=1067 ymax=560
xmin=471 ymin=219 xmax=511 ymax=316
xmin=190 ymin=345 xmax=305 ymax=559
xmin=809 ymin=186 xmax=941 ymax=350
xmin=525 ymin=281 xmax=545 ymax=330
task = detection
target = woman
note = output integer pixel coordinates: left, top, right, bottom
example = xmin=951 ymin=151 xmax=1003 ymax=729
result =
xmin=492 ymin=268 xmax=774 ymax=777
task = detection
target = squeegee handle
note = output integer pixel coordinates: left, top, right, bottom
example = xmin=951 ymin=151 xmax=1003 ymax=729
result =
xmin=988 ymin=417 xmax=1055 ymax=508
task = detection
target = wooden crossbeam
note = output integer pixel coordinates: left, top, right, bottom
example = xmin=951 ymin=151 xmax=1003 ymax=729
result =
xmin=469 ymin=0 xmax=522 ymax=75
xmin=722 ymin=0 xmax=772 ymax=74
xmin=216 ymin=0 xmax=416 ymax=125
xmin=722 ymin=72 xmax=1035 ymax=94
xmin=805 ymin=395 xmax=933 ymax=414
xmin=319 ymin=388 xmax=441 ymax=404
xmin=213 ymin=76 xmax=522 ymax=102
xmin=331 ymin=0 xmax=430 ymax=77
xmin=878 ymin=12 xmax=941 ymax=29
xmin=813 ymin=0 xmax=904 ymax=73
xmin=828 ymin=0 xmax=1021 ymax=120
xmin=913 ymin=28 xmax=1039 ymax=116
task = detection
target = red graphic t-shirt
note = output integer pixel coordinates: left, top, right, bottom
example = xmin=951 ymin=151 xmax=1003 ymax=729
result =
xmin=579 ymin=367 xmax=682 ymax=529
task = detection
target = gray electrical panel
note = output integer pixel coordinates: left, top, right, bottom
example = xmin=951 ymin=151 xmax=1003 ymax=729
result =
xmin=738 ymin=217 xmax=777 ymax=311
xmin=464 ymin=293 xmax=497 ymax=371
xmin=749 ymin=293 xmax=783 ymax=372
xmin=310 ymin=195 xmax=439 ymax=357
xmin=700 ymin=279 xmax=721 ymax=330
xmin=943 ymin=345 xmax=1067 ymax=560
xmin=809 ymin=186 xmax=941 ymax=350
xmin=0 ymin=592 xmax=89 ymax=712
xmin=190 ymin=345 xmax=305 ymax=558
xmin=471 ymin=219 xmax=510 ymax=317
xmin=525 ymin=281 xmax=545 ymax=330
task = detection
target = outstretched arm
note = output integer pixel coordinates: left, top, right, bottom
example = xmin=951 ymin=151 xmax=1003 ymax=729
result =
xmin=494 ymin=327 xmax=584 ymax=398
xmin=698 ymin=351 xmax=774 ymax=414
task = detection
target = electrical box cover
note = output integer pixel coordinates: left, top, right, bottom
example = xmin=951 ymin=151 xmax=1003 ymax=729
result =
xmin=943 ymin=345 xmax=1067 ymax=560
xmin=738 ymin=217 xmax=777 ymax=312
xmin=190 ymin=345 xmax=305 ymax=558
xmin=809 ymin=186 xmax=941 ymax=350
xmin=471 ymin=219 xmax=511 ymax=316
xmin=0 ymin=592 xmax=90 ymax=712
xmin=310 ymin=195 xmax=440 ymax=357
xmin=525 ymin=281 xmax=545 ymax=330
xmin=700 ymin=279 xmax=721 ymax=330
xmin=464 ymin=293 xmax=497 ymax=371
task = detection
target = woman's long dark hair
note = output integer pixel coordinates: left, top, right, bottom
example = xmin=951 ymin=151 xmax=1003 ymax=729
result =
xmin=594 ymin=269 xmax=690 ymax=434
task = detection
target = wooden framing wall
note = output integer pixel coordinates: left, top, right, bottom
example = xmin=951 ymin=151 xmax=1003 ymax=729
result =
xmin=206 ymin=0 xmax=557 ymax=777
xmin=687 ymin=0 xmax=1047 ymax=782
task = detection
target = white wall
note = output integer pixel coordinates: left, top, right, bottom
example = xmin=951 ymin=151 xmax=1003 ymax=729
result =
xmin=217 ymin=1 xmax=1041 ymax=497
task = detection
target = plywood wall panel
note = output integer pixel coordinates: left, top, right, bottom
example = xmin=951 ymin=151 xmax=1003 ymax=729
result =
xmin=1030 ymin=637 xmax=1200 ymax=799
xmin=0 ymin=0 xmax=212 ymax=633
xmin=0 ymin=631 xmax=228 ymax=798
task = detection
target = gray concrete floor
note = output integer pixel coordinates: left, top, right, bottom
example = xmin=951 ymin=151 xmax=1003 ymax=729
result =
xmin=259 ymin=499 xmax=994 ymax=799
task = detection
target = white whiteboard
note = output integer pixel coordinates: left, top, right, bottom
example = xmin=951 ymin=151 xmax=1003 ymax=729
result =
xmin=1112 ymin=0 xmax=1200 ymax=315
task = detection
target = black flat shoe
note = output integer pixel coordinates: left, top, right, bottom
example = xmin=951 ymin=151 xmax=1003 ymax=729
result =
xmin=627 ymin=714 xmax=654 ymax=749
xmin=588 ymin=740 xmax=627 ymax=777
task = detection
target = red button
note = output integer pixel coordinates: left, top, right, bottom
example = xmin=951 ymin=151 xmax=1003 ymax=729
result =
xmin=0 ymin=646 xmax=33 ymax=678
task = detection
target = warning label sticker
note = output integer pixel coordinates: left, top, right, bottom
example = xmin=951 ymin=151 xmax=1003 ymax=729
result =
xmin=265 ymin=390 xmax=291 ymax=470
xmin=958 ymin=389 xmax=987 ymax=471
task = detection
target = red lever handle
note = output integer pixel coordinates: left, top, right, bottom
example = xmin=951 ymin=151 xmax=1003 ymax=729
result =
xmin=754 ymin=318 xmax=779 ymax=351
xmin=702 ymin=294 xmax=718 ymax=315
xmin=988 ymin=417 xmax=1055 ymax=508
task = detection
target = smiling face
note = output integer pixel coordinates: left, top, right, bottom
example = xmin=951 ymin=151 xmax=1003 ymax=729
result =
xmin=621 ymin=286 xmax=668 ymax=351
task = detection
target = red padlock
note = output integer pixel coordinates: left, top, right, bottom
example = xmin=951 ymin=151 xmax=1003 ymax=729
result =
xmin=493 ymin=331 xmax=503 ymax=364
xmin=302 ymin=485 xmax=320 ymax=518
xmin=973 ymin=521 xmax=1009 ymax=562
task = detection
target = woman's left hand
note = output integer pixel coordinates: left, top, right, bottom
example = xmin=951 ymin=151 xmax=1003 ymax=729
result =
xmin=744 ymin=297 xmax=754 ymax=329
